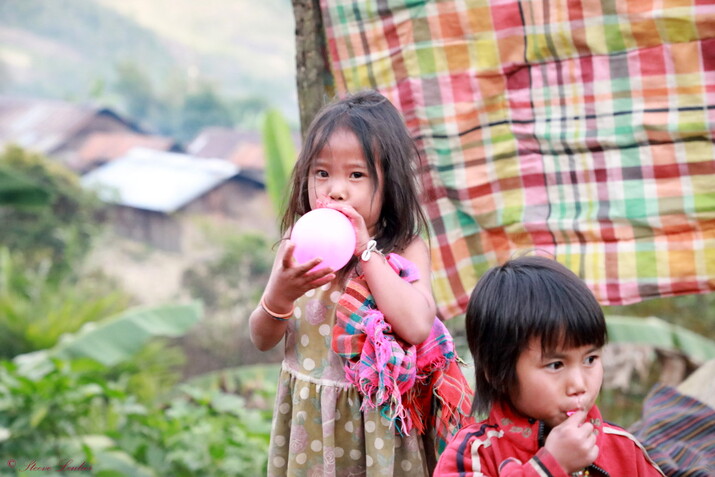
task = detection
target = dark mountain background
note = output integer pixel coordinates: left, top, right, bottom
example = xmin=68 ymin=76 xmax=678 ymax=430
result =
xmin=0 ymin=0 xmax=299 ymax=142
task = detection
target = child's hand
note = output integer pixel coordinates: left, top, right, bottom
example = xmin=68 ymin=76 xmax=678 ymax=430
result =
xmin=318 ymin=202 xmax=371 ymax=256
xmin=543 ymin=410 xmax=598 ymax=474
xmin=263 ymin=240 xmax=336 ymax=307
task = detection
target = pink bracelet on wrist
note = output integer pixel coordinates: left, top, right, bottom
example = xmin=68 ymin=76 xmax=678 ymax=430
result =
xmin=260 ymin=296 xmax=294 ymax=321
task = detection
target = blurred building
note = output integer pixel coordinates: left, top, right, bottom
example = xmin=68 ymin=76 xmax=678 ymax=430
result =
xmin=0 ymin=95 xmax=156 ymax=171
xmin=74 ymin=131 xmax=181 ymax=173
xmin=187 ymin=127 xmax=265 ymax=184
xmin=82 ymin=147 xmax=275 ymax=252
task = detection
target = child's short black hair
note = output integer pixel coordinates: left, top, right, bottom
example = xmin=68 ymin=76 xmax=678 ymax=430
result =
xmin=465 ymin=255 xmax=607 ymax=416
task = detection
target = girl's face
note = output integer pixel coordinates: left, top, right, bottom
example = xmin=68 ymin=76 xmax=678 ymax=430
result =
xmin=308 ymin=128 xmax=384 ymax=235
xmin=510 ymin=337 xmax=603 ymax=429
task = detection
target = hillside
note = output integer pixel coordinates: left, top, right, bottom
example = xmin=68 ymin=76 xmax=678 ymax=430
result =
xmin=0 ymin=0 xmax=298 ymax=122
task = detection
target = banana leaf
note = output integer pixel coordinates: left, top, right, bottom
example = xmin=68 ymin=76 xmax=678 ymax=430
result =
xmin=261 ymin=109 xmax=296 ymax=215
xmin=607 ymin=314 xmax=715 ymax=363
xmin=44 ymin=302 xmax=203 ymax=366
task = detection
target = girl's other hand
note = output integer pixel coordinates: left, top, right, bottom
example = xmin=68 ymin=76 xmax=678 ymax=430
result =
xmin=543 ymin=410 xmax=598 ymax=474
xmin=263 ymin=240 xmax=336 ymax=307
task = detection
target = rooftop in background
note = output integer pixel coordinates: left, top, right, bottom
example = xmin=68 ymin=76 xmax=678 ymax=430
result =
xmin=81 ymin=147 xmax=240 ymax=214
xmin=187 ymin=126 xmax=301 ymax=171
xmin=187 ymin=127 xmax=262 ymax=168
xmin=0 ymin=95 xmax=142 ymax=156
xmin=74 ymin=131 xmax=181 ymax=173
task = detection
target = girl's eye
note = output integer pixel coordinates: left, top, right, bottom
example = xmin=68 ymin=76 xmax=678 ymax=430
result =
xmin=546 ymin=361 xmax=563 ymax=370
xmin=350 ymin=172 xmax=365 ymax=179
xmin=316 ymin=170 xmax=328 ymax=178
xmin=585 ymin=355 xmax=599 ymax=365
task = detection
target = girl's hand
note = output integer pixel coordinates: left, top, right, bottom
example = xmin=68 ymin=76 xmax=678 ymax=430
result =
xmin=318 ymin=202 xmax=371 ymax=257
xmin=543 ymin=410 xmax=598 ymax=474
xmin=262 ymin=240 xmax=336 ymax=310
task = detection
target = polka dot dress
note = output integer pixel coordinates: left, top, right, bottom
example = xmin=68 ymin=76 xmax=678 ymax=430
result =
xmin=267 ymin=280 xmax=429 ymax=477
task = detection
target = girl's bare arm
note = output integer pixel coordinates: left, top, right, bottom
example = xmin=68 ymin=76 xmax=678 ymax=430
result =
xmin=249 ymin=240 xmax=335 ymax=351
xmin=361 ymin=236 xmax=436 ymax=345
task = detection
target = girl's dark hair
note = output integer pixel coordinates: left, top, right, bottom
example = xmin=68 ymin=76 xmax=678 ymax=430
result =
xmin=281 ymin=90 xmax=428 ymax=275
xmin=465 ymin=255 xmax=607 ymax=416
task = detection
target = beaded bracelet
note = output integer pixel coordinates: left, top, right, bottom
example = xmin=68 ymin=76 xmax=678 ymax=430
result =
xmin=260 ymin=296 xmax=294 ymax=321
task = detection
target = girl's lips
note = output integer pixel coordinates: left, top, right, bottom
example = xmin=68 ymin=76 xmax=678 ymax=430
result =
xmin=566 ymin=409 xmax=581 ymax=416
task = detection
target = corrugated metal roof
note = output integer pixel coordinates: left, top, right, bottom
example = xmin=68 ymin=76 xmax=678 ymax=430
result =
xmin=81 ymin=147 xmax=239 ymax=213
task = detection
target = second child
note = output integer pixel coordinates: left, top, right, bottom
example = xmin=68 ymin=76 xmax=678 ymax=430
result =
xmin=434 ymin=256 xmax=665 ymax=477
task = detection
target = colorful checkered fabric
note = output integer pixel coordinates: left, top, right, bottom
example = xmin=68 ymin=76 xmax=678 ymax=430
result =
xmin=319 ymin=0 xmax=715 ymax=318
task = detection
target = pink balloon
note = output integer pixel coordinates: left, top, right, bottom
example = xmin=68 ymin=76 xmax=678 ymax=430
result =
xmin=290 ymin=208 xmax=356 ymax=271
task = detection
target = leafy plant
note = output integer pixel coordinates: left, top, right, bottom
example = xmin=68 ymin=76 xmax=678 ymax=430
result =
xmin=0 ymin=247 xmax=130 ymax=360
xmin=261 ymin=108 xmax=297 ymax=215
xmin=0 ymin=162 xmax=50 ymax=207
xmin=606 ymin=315 xmax=715 ymax=364
xmin=0 ymin=300 xmax=271 ymax=476
xmin=0 ymin=358 xmax=271 ymax=476
xmin=48 ymin=301 xmax=203 ymax=367
xmin=182 ymin=232 xmax=272 ymax=311
xmin=0 ymin=145 xmax=104 ymax=279
xmin=114 ymin=384 xmax=271 ymax=476
xmin=604 ymin=292 xmax=715 ymax=342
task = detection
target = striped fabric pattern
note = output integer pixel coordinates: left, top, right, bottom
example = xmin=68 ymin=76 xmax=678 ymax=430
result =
xmin=332 ymin=253 xmax=473 ymax=455
xmin=630 ymin=384 xmax=715 ymax=477
xmin=319 ymin=0 xmax=715 ymax=318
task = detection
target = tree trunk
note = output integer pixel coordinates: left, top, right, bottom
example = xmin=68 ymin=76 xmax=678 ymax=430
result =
xmin=292 ymin=0 xmax=334 ymax=136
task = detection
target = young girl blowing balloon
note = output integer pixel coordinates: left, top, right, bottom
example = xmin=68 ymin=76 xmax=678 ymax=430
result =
xmin=249 ymin=90 xmax=472 ymax=477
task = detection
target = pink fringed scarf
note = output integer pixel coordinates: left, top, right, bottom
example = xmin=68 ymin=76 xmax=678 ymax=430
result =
xmin=332 ymin=253 xmax=473 ymax=454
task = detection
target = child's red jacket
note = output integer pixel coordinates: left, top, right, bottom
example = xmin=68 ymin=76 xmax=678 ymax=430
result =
xmin=434 ymin=401 xmax=665 ymax=476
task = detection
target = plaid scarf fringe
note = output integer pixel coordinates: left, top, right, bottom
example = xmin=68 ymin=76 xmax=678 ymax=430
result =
xmin=333 ymin=254 xmax=473 ymax=450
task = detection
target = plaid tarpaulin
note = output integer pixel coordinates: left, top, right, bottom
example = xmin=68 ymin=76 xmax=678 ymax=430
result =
xmin=319 ymin=0 xmax=715 ymax=318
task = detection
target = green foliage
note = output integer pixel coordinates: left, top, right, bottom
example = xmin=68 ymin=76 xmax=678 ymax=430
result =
xmin=178 ymin=83 xmax=235 ymax=143
xmin=0 ymin=145 xmax=104 ymax=279
xmin=181 ymin=363 xmax=280 ymax=408
xmin=262 ymin=108 xmax=297 ymax=215
xmin=607 ymin=315 xmax=715 ymax=363
xmin=231 ymin=96 xmax=271 ymax=130
xmin=182 ymin=232 xmax=272 ymax=312
xmin=0 ymin=247 xmax=130 ymax=360
xmin=0 ymin=356 xmax=271 ymax=476
xmin=0 ymin=163 xmax=50 ymax=207
xmin=0 ymin=357 xmax=128 ymax=462
xmin=49 ymin=301 xmax=203 ymax=367
xmin=113 ymin=61 xmax=156 ymax=122
xmin=604 ymin=292 xmax=715 ymax=340
xmin=115 ymin=385 xmax=270 ymax=476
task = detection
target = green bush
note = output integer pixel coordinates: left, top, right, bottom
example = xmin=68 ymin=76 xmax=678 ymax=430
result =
xmin=0 ymin=356 xmax=271 ymax=476
xmin=0 ymin=145 xmax=104 ymax=280
xmin=0 ymin=247 xmax=130 ymax=360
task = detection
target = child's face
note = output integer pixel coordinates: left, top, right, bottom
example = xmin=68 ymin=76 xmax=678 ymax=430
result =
xmin=308 ymin=128 xmax=384 ymax=235
xmin=510 ymin=337 xmax=603 ymax=429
